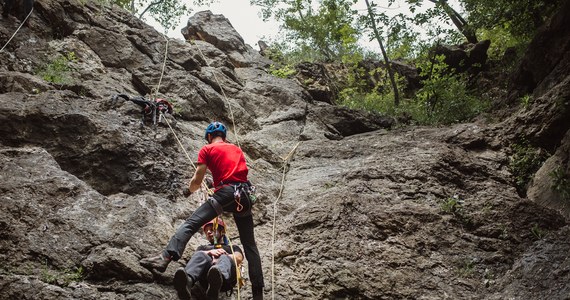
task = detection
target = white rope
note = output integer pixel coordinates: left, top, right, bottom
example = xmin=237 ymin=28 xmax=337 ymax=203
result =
xmin=189 ymin=37 xmax=241 ymax=148
xmin=0 ymin=7 xmax=34 ymax=53
xmin=162 ymin=113 xmax=211 ymax=193
xmin=150 ymin=34 xmax=169 ymax=101
xmin=271 ymin=142 xmax=300 ymax=300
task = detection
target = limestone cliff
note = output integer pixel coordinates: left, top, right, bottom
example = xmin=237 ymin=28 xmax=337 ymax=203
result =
xmin=0 ymin=1 xmax=569 ymax=299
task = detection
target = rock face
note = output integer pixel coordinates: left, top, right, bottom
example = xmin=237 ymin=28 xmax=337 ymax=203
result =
xmin=433 ymin=40 xmax=491 ymax=74
xmin=181 ymin=10 xmax=272 ymax=69
xmin=0 ymin=1 xmax=569 ymax=300
xmin=499 ymin=2 xmax=570 ymax=221
xmin=510 ymin=0 xmax=570 ymax=98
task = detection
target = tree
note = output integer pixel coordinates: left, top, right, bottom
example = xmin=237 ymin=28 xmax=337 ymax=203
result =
xmin=460 ymin=0 xmax=564 ymax=41
xmin=251 ymin=0 xmax=361 ymax=61
xmin=112 ymin=0 xmax=215 ymax=32
xmin=406 ymin=0 xmax=565 ymax=46
xmin=428 ymin=0 xmax=477 ymax=43
xmin=364 ymin=0 xmax=400 ymax=106
xmin=402 ymin=0 xmax=466 ymax=45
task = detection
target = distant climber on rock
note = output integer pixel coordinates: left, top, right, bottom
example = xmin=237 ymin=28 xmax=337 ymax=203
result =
xmin=140 ymin=121 xmax=264 ymax=300
xmin=173 ymin=217 xmax=243 ymax=300
xmin=111 ymin=94 xmax=174 ymax=127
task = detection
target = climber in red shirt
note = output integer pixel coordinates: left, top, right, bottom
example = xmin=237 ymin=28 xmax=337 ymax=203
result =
xmin=140 ymin=121 xmax=264 ymax=300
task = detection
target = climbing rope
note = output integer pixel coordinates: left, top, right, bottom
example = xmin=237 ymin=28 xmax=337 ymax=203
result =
xmin=162 ymin=113 xmax=243 ymax=299
xmin=149 ymin=34 xmax=169 ymax=102
xmin=162 ymin=113 xmax=212 ymax=193
xmin=188 ymin=37 xmax=241 ymax=148
xmin=271 ymin=142 xmax=301 ymax=300
xmin=0 ymin=7 xmax=34 ymax=53
xmin=151 ymin=34 xmax=216 ymax=193
xmin=153 ymin=33 xmax=262 ymax=299
xmin=221 ymin=218 xmax=244 ymax=299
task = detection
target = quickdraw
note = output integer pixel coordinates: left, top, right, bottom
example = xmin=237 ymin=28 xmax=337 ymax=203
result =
xmin=234 ymin=186 xmax=244 ymax=212
xmin=232 ymin=182 xmax=257 ymax=212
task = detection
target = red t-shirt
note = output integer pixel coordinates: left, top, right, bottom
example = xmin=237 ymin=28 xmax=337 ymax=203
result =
xmin=197 ymin=142 xmax=248 ymax=187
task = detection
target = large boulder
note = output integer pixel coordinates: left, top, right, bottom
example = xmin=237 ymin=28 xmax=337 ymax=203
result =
xmin=527 ymin=128 xmax=570 ymax=219
xmin=181 ymin=10 xmax=272 ymax=68
xmin=432 ymin=40 xmax=491 ymax=74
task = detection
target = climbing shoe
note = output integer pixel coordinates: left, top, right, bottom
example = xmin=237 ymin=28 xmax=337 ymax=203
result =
xmin=174 ymin=267 xmax=193 ymax=300
xmin=206 ymin=266 xmax=223 ymax=300
xmin=139 ymin=254 xmax=171 ymax=273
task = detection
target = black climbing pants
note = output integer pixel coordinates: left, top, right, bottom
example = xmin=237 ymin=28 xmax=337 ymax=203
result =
xmin=164 ymin=184 xmax=265 ymax=289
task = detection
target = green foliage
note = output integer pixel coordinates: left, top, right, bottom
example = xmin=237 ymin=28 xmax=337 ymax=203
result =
xmin=384 ymin=15 xmax=421 ymax=60
xmin=253 ymin=0 xmax=362 ymax=62
xmin=107 ymin=0 xmax=215 ymax=32
xmin=137 ymin=0 xmax=190 ymax=32
xmin=440 ymin=195 xmax=463 ymax=214
xmin=339 ymin=52 xmax=489 ymax=125
xmin=269 ymin=64 xmax=297 ymax=78
xmin=508 ymin=142 xmax=549 ymax=193
xmin=403 ymin=0 xmax=465 ymax=45
xmin=339 ymin=85 xmax=405 ymax=116
xmin=519 ymin=94 xmax=532 ymax=109
xmin=457 ymin=259 xmax=475 ymax=277
xmin=41 ymin=265 xmax=84 ymax=287
xmin=413 ymin=54 xmax=488 ymax=124
xmin=254 ymin=0 xmax=563 ymax=66
xmin=462 ymin=0 xmax=564 ymax=44
xmin=110 ymin=0 xmax=131 ymax=9
xmin=477 ymin=26 xmax=526 ymax=60
xmin=252 ymin=0 xmax=557 ymax=126
xmin=550 ymin=167 xmax=570 ymax=201
xmin=530 ymin=223 xmax=546 ymax=240
xmin=265 ymin=41 xmax=330 ymax=65
xmin=37 ymin=52 xmax=77 ymax=85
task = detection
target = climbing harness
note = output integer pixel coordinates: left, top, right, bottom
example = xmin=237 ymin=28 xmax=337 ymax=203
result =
xmin=221 ymin=181 xmax=257 ymax=213
xmin=234 ymin=183 xmax=257 ymax=211
xmin=233 ymin=187 xmax=244 ymax=212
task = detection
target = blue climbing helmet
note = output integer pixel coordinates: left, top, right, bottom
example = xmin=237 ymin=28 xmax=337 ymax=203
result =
xmin=204 ymin=121 xmax=227 ymax=141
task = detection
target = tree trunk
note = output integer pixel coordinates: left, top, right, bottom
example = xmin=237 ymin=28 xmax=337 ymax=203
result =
xmin=138 ymin=0 xmax=164 ymax=19
xmin=364 ymin=0 xmax=400 ymax=107
xmin=429 ymin=0 xmax=478 ymax=43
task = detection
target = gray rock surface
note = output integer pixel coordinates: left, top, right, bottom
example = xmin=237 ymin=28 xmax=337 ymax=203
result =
xmin=0 ymin=0 xmax=569 ymax=299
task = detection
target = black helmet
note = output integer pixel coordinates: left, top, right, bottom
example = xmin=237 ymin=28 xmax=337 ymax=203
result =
xmin=204 ymin=121 xmax=227 ymax=141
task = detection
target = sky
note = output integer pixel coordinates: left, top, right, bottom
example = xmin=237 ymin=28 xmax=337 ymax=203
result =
xmin=152 ymin=0 xmax=280 ymax=49
xmin=148 ymin=0 xmax=461 ymax=51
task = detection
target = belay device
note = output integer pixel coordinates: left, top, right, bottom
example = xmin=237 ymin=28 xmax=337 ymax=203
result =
xmin=111 ymin=94 xmax=175 ymax=127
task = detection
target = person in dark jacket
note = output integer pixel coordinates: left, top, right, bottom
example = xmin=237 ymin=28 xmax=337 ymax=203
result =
xmin=173 ymin=218 xmax=243 ymax=300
